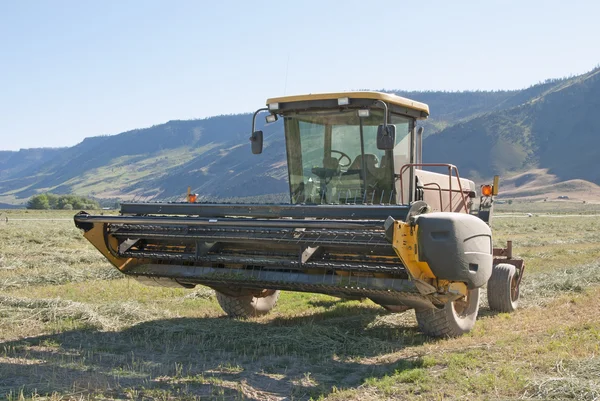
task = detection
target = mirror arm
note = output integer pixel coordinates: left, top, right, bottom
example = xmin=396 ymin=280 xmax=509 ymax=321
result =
xmin=374 ymin=100 xmax=389 ymax=127
xmin=417 ymin=126 xmax=424 ymax=164
xmin=252 ymin=107 xmax=269 ymax=132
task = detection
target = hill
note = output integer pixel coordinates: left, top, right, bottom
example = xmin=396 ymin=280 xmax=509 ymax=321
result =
xmin=0 ymin=115 xmax=289 ymax=203
xmin=1 ymin=66 xmax=600 ymax=204
xmin=424 ymin=67 xmax=600 ymax=185
xmin=0 ymin=148 xmax=64 ymax=181
xmin=498 ymin=169 xmax=600 ymax=201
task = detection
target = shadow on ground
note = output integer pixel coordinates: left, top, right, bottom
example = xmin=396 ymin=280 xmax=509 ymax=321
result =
xmin=0 ymin=303 xmax=429 ymax=400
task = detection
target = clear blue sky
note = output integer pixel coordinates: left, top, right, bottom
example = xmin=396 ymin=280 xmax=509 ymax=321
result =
xmin=1 ymin=0 xmax=598 ymax=151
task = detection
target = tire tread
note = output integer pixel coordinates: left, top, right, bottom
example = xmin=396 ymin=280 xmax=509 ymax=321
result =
xmin=415 ymin=288 xmax=480 ymax=338
xmin=487 ymin=264 xmax=518 ymax=313
xmin=216 ymin=291 xmax=280 ymax=318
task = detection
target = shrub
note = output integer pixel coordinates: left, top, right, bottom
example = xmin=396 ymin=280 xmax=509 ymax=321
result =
xmin=27 ymin=193 xmax=100 ymax=210
xmin=27 ymin=194 xmax=50 ymax=210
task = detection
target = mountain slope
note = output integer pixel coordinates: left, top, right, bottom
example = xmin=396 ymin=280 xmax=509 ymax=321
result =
xmin=424 ymin=67 xmax=600 ymax=184
xmin=0 ymin=148 xmax=65 ymax=181
xmin=0 ymin=114 xmax=282 ymax=201
xmin=390 ymin=76 xmax=571 ymax=136
xmin=1 ymin=66 xmax=600 ymax=204
xmin=498 ymin=169 xmax=600 ymax=200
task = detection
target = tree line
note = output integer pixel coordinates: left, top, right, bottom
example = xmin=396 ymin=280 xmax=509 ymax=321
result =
xmin=27 ymin=193 xmax=100 ymax=210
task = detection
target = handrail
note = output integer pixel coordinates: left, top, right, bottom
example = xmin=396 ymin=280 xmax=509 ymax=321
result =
xmin=398 ymin=163 xmax=469 ymax=213
xmin=423 ymin=182 xmax=444 ymax=211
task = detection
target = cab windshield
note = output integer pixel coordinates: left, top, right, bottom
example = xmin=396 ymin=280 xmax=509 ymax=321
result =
xmin=284 ymin=109 xmax=411 ymax=204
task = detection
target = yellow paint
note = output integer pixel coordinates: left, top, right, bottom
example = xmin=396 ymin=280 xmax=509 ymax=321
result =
xmin=391 ymin=221 xmax=436 ymax=280
xmin=391 ymin=220 xmax=468 ymax=297
xmin=82 ymin=223 xmax=133 ymax=271
xmin=492 ymin=175 xmax=500 ymax=196
xmin=449 ymin=281 xmax=468 ymax=297
xmin=266 ymin=91 xmax=429 ymax=117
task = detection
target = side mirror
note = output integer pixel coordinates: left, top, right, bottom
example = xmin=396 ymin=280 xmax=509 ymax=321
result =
xmin=250 ymin=130 xmax=263 ymax=154
xmin=377 ymin=124 xmax=396 ymax=150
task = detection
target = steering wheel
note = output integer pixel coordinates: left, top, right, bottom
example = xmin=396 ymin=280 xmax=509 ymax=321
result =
xmin=330 ymin=150 xmax=351 ymax=168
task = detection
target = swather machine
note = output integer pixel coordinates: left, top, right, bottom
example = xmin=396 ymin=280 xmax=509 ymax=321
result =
xmin=75 ymin=92 xmax=524 ymax=337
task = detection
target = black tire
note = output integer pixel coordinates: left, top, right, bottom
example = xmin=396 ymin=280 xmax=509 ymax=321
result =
xmin=216 ymin=290 xmax=280 ymax=318
xmin=415 ymin=288 xmax=480 ymax=338
xmin=487 ymin=263 xmax=519 ymax=312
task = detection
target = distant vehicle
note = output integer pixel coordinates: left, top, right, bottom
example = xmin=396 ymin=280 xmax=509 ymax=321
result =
xmin=74 ymin=91 xmax=524 ymax=338
xmin=557 ymin=195 xmax=569 ymax=199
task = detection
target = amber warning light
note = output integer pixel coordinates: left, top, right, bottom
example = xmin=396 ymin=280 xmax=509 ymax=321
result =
xmin=481 ymin=184 xmax=493 ymax=197
xmin=186 ymin=186 xmax=198 ymax=203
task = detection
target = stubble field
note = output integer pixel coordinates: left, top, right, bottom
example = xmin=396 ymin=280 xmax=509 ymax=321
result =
xmin=0 ymin=206 xmax=599 ymax=400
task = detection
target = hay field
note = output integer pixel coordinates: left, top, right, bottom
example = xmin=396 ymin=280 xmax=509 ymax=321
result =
xmin=0 ymin=208 xmax=599 ymax=400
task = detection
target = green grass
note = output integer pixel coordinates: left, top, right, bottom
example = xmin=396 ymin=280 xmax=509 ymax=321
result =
xmin=0 ymin=206 xmax=599 ymax=400
xmin=495 ymin=200 xmax=600 ymax=214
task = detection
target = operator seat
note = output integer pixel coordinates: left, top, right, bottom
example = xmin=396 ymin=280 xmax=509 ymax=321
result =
xmin=323 ymin=156 xmax=340 ymax=171
xmin=340 ymin=154 xmax=380 ymax=196
xmin=344 ymin=154 xmax=395 ymax=203
xmin=347 ymin=154 xmax=379 ymax=178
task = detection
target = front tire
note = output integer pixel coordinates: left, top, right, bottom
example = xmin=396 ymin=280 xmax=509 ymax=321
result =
xmin=216 ymin=290 xmax=280 ymax=318
xmin=415 ymin=288 xmax=480 ymax=338
xmin=487 ymin=263 xmax=519 ymax=312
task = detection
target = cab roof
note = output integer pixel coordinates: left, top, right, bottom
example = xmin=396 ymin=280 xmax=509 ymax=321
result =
xmin=266 ymin=91 xmax=430 ymax=119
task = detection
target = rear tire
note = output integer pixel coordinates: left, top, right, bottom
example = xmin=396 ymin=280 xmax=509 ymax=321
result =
xmin=487 ymin=263 xmax=519 ymax=312
xmin=415 ymin=288 xmax=480 ymax=338
xmin=216 ymin=290 xmax=280 ymax=318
